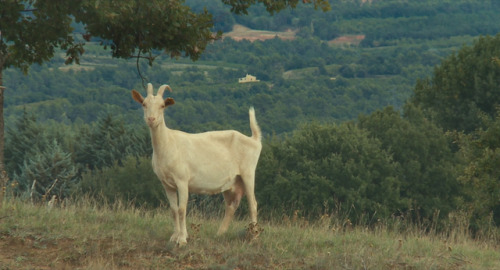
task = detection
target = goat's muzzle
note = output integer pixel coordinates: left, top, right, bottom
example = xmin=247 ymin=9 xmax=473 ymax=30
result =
xmin=146 ymin=117 xmax=159 ymax=127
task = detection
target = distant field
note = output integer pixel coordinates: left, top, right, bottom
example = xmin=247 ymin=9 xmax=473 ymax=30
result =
xmin=329 ymin=34 xmax=366 ymax=46
xmin=224 ymin=24 xmax=296 ymax=42
xmin=224 ymin=24 xmax=367 ymax=47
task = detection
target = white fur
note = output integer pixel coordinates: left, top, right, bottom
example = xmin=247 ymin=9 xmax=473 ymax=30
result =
xmin=132 ymin=83 xmax=262 ymax=245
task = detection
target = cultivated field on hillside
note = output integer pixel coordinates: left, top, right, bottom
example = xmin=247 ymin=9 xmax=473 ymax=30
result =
xmin=224 ymin=24 xmax=296 ymax=42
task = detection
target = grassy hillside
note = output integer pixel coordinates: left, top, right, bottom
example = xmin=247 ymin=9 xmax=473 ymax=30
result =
xmin=0 ymin=198 xmax=498 ymax=269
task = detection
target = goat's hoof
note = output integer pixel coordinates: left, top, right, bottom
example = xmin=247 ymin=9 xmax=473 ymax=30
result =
xmin=176 ymin=235 xmax=188 ymax=246
xmin=170 ymin=233 xmax=188 ymax=246
xmin=245 ymin=222 xmax=263 ymax=242
xmin=169 ymin=233 xmax=179 ymax=243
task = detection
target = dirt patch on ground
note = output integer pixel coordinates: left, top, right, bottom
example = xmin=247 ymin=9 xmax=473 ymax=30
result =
xmin=0 ymin=234 xmax=76 ymax=269
xmin=224 ymin=24 xmax=296 ymax=42
xmin=0 ymin=234 xmax=207 ymax=269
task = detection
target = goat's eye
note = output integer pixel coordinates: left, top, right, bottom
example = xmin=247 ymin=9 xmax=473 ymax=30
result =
xmin=142 ymin=103 xmax=146 ymax=108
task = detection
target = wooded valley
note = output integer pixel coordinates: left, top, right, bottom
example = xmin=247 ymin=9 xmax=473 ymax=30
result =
xmin=2 ymin=0 xmax=500 ymax=230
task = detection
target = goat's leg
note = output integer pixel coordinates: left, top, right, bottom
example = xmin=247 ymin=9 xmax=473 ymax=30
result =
xmin=164 ymin=188 xmax=181 ymax=243
xmin=218 ymin=185 xmax=243 ymax=235
xmin=176 ymin=184 xmax=189 ymax=245
xmin=242 ymin=174 xmax=258 ymax=225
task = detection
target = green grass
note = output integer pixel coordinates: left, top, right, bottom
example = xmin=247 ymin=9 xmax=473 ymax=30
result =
xmin=0 ymin=198 xmax=498 ymax=269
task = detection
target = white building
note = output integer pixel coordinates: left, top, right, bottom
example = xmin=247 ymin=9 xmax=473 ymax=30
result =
xmin=238 ymin=74 xmax=260 ymax=83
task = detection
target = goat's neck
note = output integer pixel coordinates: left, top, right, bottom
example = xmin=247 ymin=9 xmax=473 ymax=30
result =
xmin=149 ymin=121 xmax=172 ymax=153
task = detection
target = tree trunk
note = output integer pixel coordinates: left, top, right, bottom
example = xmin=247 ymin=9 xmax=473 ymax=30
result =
xmin=0 ymin=68 xmax=5 ymax=206
xmin=0 ymin=68 xmax=4 ymax=172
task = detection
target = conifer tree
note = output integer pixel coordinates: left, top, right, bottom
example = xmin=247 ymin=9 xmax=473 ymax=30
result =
xmin=74 ymin=114 xmax=149 ymax=171
xmin=5 ymin=110 xmax=48 ymax=176
xmin=16 ymin=139 xmax=77 ymax=202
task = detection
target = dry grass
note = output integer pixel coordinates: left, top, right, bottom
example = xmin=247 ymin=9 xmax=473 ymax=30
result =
xmin=0 ymin=198 xmax=498 ymax=269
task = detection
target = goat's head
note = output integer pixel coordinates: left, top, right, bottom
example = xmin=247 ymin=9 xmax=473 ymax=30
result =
xmin=132 ymin=83 xmax=175 ymax=128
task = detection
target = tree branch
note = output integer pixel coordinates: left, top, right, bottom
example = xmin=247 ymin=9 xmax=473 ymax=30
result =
xmin=136 ymin=51 xmax=148 ymax=89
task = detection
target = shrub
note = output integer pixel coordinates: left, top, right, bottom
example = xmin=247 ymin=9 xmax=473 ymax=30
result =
xmin=77 ymin=155 xmax=165 ymax=207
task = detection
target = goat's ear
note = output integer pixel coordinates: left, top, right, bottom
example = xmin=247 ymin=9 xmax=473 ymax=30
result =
xmin=164 ymin=97 xmax=175 ymax=107
xmin=131 ymin=90 xmax=144 ymax=104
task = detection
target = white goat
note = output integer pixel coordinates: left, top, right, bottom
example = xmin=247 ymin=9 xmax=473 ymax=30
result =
xmin=132 ymin=83 xmax=262 ymax=245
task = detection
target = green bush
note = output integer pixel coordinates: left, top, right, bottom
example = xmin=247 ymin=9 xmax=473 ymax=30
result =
xmin=358 ymin=105 xmax=462 ymax=221
xmin=412 ymin=34 xmax=500 ymax=132
xmin=77 ymin=155 xmax=165 ymax=208
xmin=256 ymin=122 xmax=406 ymax=222
xmin=456 ymin=110 xmax=500 ymax=225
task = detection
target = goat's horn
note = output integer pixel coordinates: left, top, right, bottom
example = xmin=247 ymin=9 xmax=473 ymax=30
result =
xmin=157 ymin=85 xmax=172 ymax=97
xmin=147 ymin=83 xmax=153 ymax=96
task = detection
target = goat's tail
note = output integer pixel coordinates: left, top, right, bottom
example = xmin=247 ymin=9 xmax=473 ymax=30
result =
xmin=249 ymin=107 xmax=261 ymax=141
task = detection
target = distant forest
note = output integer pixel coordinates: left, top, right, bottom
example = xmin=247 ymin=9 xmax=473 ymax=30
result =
xmin=3 ymin=0 xmax=500 ymax=227
xmin=5 ymin=0 xmax=500 ymax=132
xmin=6 ymin=0 xmax=500 ymax=132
